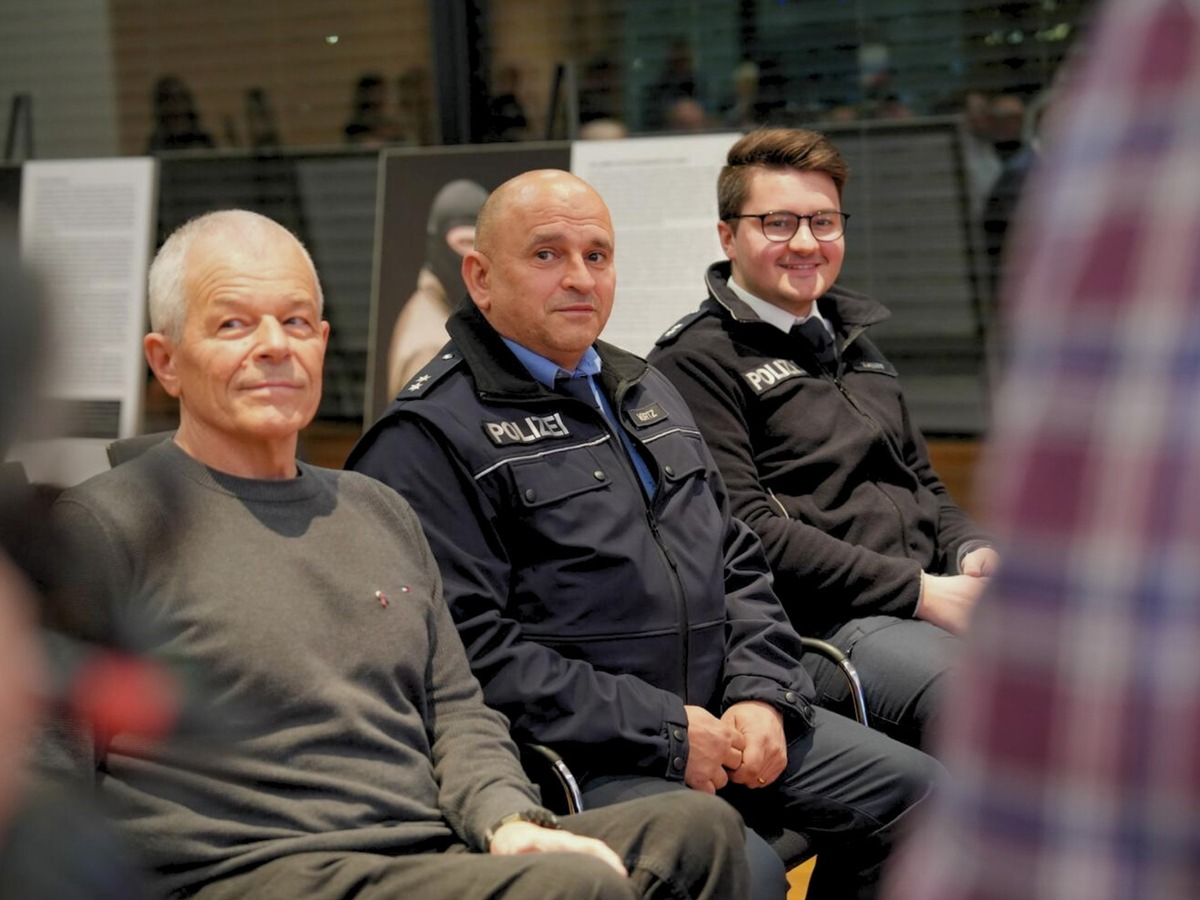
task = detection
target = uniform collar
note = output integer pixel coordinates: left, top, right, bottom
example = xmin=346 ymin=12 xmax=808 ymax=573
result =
xmin=448 ymin=303 xmax=647 ymax=398
xmin=502 ymin=339 xmax=602 ymax=388
xmin=704 ymin=260 xmax=892 ymax=331
xmin=726 ymin=275 xmax=835 ymax=338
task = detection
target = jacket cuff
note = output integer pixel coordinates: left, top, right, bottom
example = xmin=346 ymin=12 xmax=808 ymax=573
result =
xmin=721 ymin=676 xmax=815 ymax=732
xmin=664 ymin=715 xmax=689 ymax=782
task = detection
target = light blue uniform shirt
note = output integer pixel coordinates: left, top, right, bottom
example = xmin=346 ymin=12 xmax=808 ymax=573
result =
xmin=502 ymin=339 xmax=657 ymax=499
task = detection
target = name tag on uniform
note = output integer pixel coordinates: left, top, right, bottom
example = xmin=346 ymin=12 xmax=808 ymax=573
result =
xmin=629 ymin=403 xmax=668 ymax=427
xmin=851 ymin=360 xmax=897 ymax=376
xmin=741 ymin=359 xmax=808 ymax=395
xmin=483 ymin=412 xmax=572 ymax=446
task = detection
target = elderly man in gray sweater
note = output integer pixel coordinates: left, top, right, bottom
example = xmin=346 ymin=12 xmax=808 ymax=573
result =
xmin=49 ymin=209 xmax=746 ymax=900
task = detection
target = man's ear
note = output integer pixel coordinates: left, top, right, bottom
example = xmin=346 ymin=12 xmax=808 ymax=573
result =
xmin=717 ymin=219 xmax=737 ymax=261
xmin=462 ymin=249 xmax=491 ymax=312
xmin=144 ymin=332 xmax=182 ymax=398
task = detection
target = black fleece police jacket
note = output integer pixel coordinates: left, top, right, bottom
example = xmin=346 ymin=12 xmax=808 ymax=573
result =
xmin=648 ymin=262 xmax=988 ymax=636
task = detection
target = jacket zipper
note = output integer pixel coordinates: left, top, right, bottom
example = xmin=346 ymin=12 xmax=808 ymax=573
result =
xmin=645 ymin=508 xmax=689 ymax=702
xmin=613 ymin=377 xmax=691 ymax=701
xmin=829 ymin=328 xmax=913 ymax=554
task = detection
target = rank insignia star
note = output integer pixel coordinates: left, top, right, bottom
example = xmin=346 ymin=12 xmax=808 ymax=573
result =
xmin=407 ymin=375 xmax=431 ymax=391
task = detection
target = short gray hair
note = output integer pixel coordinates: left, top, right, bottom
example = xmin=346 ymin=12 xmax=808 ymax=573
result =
xmin=147 ymin=210 xmax=323 ymax=342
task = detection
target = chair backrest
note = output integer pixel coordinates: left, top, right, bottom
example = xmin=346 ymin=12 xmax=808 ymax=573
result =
xmin=105 ymin=431 xmax=175 ymax=468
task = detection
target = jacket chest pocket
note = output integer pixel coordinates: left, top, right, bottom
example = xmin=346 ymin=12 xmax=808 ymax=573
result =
xmin=840 ymin=365 xmax=906 ymax=438
xmin=642 ymin=427 xmax=710 ymax=494
xmin=508 ymin=444 xmax=614 ymax=509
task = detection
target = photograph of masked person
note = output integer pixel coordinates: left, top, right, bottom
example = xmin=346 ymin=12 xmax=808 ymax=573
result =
xmin=385 ymin=179 xmax=488 ymax=396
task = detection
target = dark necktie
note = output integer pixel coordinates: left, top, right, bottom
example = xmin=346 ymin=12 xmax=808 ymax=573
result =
xmin=555 ymin=373 xmax=657 ymax=498
xmin=790 ymin=318 xmax=837 ymax=370
xmin=555 ymin=373 xmax=598 ymax=408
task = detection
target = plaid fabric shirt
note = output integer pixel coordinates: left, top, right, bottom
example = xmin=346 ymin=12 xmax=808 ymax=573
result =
xmin=885 ymin=2 xmax=1200 ymax=898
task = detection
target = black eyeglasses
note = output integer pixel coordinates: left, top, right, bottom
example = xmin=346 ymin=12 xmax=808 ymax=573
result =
xmin=723 ymin=210 xmax=850 ymax=243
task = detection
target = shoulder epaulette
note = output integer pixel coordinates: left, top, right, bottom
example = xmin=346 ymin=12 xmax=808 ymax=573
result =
xmin=393 ymin=349 xmax=464 ymax=402
xmin=654 ymin=309 xmax=708 ymax=347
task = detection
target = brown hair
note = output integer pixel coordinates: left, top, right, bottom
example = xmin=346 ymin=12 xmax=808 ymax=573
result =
xmin=717 ymin=128 xmax=849 ymax=223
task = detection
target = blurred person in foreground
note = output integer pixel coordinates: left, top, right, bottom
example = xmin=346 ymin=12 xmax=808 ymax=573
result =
xmin=48 ymin=209 xmax=747 ymax=900
xmin=0 ymin=226 xmax=149 ymax=898
xmin=349 ymin=169 xmax=941 ymax=900
xmin=0 ymin=235 xmax=50 ymax=876
xmin=885 ymin=1 xmax=1200 ymax=897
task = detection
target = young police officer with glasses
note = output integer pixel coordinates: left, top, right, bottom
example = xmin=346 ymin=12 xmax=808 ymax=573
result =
xmin=650 ymin=128 xmax=997 ymax=751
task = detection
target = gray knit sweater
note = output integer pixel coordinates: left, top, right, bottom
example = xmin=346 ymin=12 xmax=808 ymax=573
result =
xmin=53 ymin=441 xmax=538 ymax=896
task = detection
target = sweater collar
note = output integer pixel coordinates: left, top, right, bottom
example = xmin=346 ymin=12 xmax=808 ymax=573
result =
xmin=152 ymin=439 xmax=327 ymax=502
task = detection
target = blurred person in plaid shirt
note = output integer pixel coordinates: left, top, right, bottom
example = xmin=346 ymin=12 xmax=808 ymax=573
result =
xmin=883 ymin=0 xmax=1200 ymax=898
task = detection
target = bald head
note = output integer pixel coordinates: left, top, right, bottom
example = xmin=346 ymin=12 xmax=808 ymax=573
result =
xmin=463 ymin=169 xmax=616 ymax=371
xmin=474 ymin=170 xmax=611 ymax=257
xmin=148 ymin=210 xmax=323 ymax=342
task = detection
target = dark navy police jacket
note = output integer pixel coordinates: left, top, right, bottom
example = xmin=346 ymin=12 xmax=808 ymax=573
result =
xmin=348 ymin=303 xmax=814 ymax=782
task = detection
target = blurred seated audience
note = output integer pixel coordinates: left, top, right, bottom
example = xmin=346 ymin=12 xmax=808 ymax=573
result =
xmin=244 ymin=87 xmax=281 ymax=152
xmin=987 ymin=93 xmax=1027 ymax=163
xmin=145 ymin=75 xmax=215 ymax=153
xmin=983 ymin=91 xmax=1052 ymax=299
xmin=397 ymin=67 xmax=437 ymax=146
xmin=722 ymin=60 xmax=762 ymax=130
xmin=486 ymin=64 xmax=531 ymax=142
xmin=664 ymin=96 xmax=713 ymax=133
xmin=956 ymin=90 xmax=1004 ymax=224
xmin=344 ymin=73 xmax=404 ymax=146
xmin=579 ymin=55 xmax=624 ymax=132
xmin=579 ymin=118 xmax=629 ymax=141
xmin=643 ymin=37 xmax=700 ymax=132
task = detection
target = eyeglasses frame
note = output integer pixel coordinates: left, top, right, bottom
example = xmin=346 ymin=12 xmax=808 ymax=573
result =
xmin=722 ymin=210 xmax=851 ymax=243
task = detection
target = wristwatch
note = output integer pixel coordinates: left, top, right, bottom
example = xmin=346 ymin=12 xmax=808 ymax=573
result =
xmin=484 ymin=808 xmax=561 ymax=850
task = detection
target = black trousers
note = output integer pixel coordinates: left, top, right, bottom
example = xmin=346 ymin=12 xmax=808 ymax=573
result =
xmin=582 ymin=706 xmax=942 ymax=900
xmin=188 ymin=791 xmax=746 ymax=900
xmin=807 ymin=615 xmax=958 ymax=749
